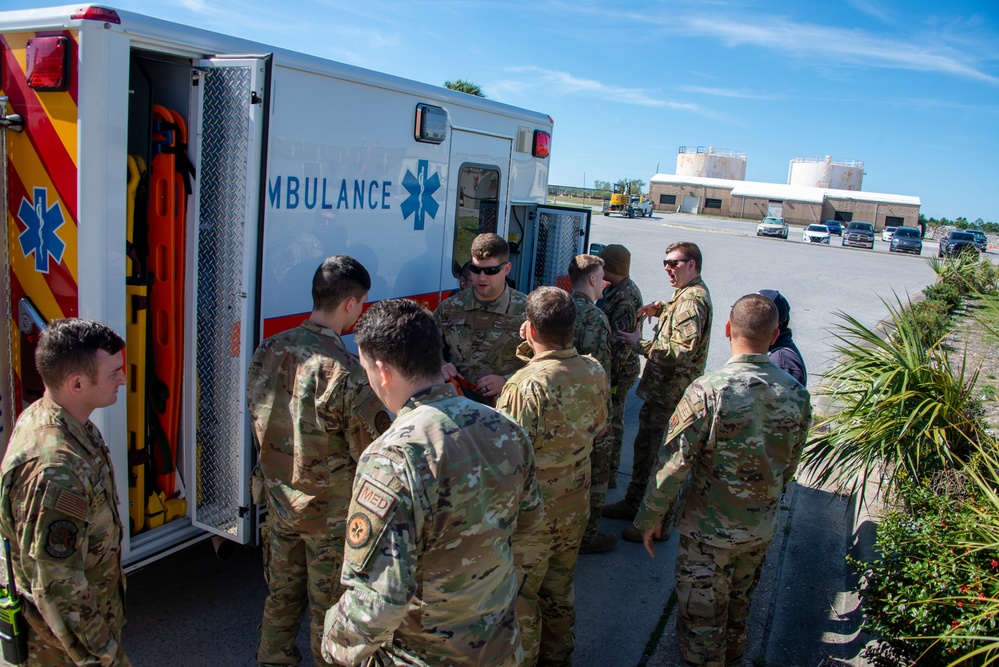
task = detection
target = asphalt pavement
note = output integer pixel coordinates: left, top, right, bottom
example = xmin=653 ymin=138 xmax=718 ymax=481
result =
xmin=42 ymin=212 xmax=946 ymax=666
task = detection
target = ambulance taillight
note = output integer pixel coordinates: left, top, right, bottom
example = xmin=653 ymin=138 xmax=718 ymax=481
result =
xmin=532 ymin=130 xmax=551 ymax=159
xmin=25 ymin=37 xmax=69 ymax=91
xmin=70 ymin=7 xmax=122 ymax=23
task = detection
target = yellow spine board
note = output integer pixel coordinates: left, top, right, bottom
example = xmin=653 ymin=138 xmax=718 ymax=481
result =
xmin=125 ymin=155 xmax=147 ymax=535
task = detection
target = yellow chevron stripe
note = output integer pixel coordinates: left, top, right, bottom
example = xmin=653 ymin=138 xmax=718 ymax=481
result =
xmin=4 ymin=31 xmax=79 ymax=168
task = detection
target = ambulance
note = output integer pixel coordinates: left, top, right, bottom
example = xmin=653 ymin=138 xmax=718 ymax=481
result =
xmin=0 ymin=5 xmax=589 ymax=569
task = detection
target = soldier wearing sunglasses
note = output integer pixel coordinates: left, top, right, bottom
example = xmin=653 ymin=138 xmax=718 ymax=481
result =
xmin=435 ymin=233 xmax=528 ymax=401
xmin=604 ymin=242 xmax=713 ymax=545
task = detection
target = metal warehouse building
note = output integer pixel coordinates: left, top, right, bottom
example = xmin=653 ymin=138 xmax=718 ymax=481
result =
xmin=649 ymin=150 xmax=921 ymax=231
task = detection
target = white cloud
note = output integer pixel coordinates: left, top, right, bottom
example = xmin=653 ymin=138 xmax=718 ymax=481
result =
xmin=678 ymin=86 xmax=784 ymax=100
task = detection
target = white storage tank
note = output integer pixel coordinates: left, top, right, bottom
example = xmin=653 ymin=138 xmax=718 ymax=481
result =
xmin=788 ymin=156 xmax=864 ymax=190
xmin=676 ymin=146 xmax=747 ymax=180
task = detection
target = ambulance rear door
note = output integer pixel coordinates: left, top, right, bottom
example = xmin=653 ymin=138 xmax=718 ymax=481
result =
xmin=185 ymin=55 xmax=270 ymax=545
xmin=442 ymin=129 xmax=512 ymax=290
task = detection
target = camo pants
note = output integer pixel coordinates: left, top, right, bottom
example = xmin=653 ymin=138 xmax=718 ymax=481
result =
xmin=674 ymin=536 xmax=768 ymax=667
xmin=517 ymin=485 xmax=589 ymax=667
xmin=257 ymin=515 xmax=343 ymax=667
xmin=584 ymin=428 xmax=614 ymax=539
xmin=606 ymin=373 xmax=638 ymax=486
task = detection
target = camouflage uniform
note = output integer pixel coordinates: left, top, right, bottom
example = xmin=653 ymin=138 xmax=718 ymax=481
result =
xmin=634 ymin=353 xmax=812 ymax=667
xmin=247 ymin=320 xmax=386 ymax=667
xmin=571 ymin=292 xmax=614 ymax=543
xmin=497 ymin=344 xmax=608 ymax=667
xmin=622 ymin=277 xmax=712 ymax=514
xmin=323 ymin=383 xmax=543 ymax=667
xmin=598 ymin=277 xmax=643 ymax=487
xmin=0 ymin=397 xmax=129 ymax=666
xmin=434 ymin=286 xmax=528 ymax=383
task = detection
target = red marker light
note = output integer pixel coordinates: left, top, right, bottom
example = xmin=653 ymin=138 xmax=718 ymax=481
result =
xmin=533 ymin=130 xmax=551 ymax=159
xmin=70 ymin=7 xmax=122 ymax=24
xmin=26 ymin=37 xmax=69 ymax=91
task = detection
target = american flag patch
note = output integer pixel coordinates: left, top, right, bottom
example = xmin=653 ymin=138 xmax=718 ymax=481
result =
xmin=54 ymin=489 xmax=88 ymax=521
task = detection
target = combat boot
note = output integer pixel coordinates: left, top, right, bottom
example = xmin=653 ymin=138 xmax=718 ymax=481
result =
xmin=601 ymin=498 xmax=638 ymax=521
xmin=579 ymin=531 xmax=618 ymax=554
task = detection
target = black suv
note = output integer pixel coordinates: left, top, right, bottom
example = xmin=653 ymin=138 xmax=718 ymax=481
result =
xmin=938 ymin=231 xmax=980 ymax=257
xmin=889 ymin=227 xmax=922 ymax=255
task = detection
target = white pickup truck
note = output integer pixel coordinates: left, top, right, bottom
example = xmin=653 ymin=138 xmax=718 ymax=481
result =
xmin=629 ymin=197 xmax=654 ymax=217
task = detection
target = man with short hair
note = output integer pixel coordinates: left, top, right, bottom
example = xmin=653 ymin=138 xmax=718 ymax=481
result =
xmin=248 ymin=255 xmax=388 ymax=667
xmin=497 ymin=287 xmax=609 ymax=667
xmin=635 ymin=294 xmax=812 ymax=667
xmin=323 ymin=299 xmax=543 ymax=666
xmin=0 ymin=318 xmax=130 ymax=665
xmin=567 ymin=254 xmax=617 ymax=554
xmin=435 ymin=233 xmax=527 ymax=400
xmin=757 ymin=289 xmax=807 ymax=387
xmin=605 ymin=242 xmax=712 ymax=545
xmin=597 ymin=244 xmax=644 ymax=490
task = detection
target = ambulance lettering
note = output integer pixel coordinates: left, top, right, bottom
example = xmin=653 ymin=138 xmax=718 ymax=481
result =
xmin=17 ymin=186 xmax=67 ymax=274
xmin=267 ymin=176 xmax=392 ymax=210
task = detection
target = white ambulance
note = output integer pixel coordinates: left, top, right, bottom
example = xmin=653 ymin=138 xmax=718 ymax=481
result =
xmin=0 ymin=4 xmax=589 ymax=568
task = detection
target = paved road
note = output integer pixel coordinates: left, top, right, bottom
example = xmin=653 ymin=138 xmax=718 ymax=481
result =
xmin=117 ymin=213 xmax=939 ymax=666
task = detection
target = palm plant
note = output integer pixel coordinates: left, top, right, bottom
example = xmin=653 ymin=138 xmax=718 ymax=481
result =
xmin=802 ymin=296 xmax=983 ymax=500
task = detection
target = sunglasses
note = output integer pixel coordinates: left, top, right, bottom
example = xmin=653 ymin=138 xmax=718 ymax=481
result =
xmin=663 ymin=258 xmax=691 ymax=268
xmin=469 ymin=263 xmax=507 ymax=275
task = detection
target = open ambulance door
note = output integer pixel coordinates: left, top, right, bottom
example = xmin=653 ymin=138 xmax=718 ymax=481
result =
xmin=441 ymin=129 xmax=512 ymax=293
xmin=0 ymin=97 xmax=15 ymax=456
xmin=185 ymin=55 xmax=270 ymax=546
xmin=512 ymin=204 xmax=591 ymax=293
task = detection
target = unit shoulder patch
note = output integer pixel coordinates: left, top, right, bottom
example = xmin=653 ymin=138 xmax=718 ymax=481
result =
xmin=345 ymin=473 xmax=404 ymax=571
xmin=45 ymin=519 xmax=80 ymax=558
xmin=346 ymin=512 xmax=373 ymax=550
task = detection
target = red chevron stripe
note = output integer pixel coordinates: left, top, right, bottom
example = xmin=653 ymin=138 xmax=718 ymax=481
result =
xmin=0 ymin=34 xmax=78 ymax=223
xmin=8 ymin=165 xmax=79 ymax=318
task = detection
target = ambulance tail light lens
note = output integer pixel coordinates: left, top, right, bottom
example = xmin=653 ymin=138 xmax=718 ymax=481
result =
xmin=533 ymin=130 xmax=551 ymax=159
xmin=415 ymin=103 xmax=448 ymax=144
xmin=70 ymin=7 xmax=122 ymax=23
xmin=26 ymin=37 xmax=69 ymax=91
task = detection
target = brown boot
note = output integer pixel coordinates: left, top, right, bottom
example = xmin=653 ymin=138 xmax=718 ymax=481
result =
xmin=601 ymin=499 xmax=638 ymax=521
xmin=621 ymin=524 xmax=669 ymax=544
xmin=579 ymin=531 xmax=618 ymax=554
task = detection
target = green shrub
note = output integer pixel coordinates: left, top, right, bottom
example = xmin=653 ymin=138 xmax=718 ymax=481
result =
xmin=853 ymin=471 xmax=999 ymax=666
xmin=909 ymin=299 xmax=955 ymax=348
xmin=804 ymin=297 xmax=981 ymax=498
xmin=925 ymin=281 xmax=963 ymax=312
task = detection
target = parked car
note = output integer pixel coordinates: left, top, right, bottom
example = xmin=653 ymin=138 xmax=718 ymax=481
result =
xmin=802 ymin=224 xmax=831 ymax=244
xmin=967 ymin=229 xmax=989 ymax=252
xmin=757 ymin=216 xmax=788 ymax=239
xmin=822 ymin=220 xmax=843 ymax=236
xmin=938 ymin=231 xmax=981 ymax=258
xmin=843 ymin=221 xmax=875 ymax=249
xmin=881 ymin=226 xmax=898 ymax=242
xmin=889 ymin=226 xmax=922 ymax=255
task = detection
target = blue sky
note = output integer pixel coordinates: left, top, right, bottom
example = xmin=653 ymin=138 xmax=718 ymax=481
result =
xmin=11 ymin=0 xmax=998 ymax=220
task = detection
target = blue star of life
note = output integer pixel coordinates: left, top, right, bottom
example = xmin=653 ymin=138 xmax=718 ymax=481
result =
xmin=18 ymin=186 xmax=67 ymax=274
xmin=401 ymin=159 xmax=441 ymax=230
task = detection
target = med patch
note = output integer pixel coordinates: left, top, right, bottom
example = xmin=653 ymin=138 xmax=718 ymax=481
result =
xmin=355 ymin=475 xmax=399 ymax=519
xmin=45 ymin=519 xmax=80 ymax=558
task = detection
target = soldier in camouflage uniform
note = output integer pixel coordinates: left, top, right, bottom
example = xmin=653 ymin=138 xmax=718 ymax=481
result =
xmin=247 ymin=256 xmax=388 ymax=667
xmin=435 ymin=233 xmax=527 ymax=401
xmin=596 ymin=244 xmax=643 ymax=490
xmin=496 ymin=287 xmax=609 ymax=667
xmin=567 ymin=255 xmax=618 ymax=555
xmin=323 ymin=299 xmax=543 ymax=667
xmin=635 ymin=294 xmax=812 ymax=667
xmin=604 ymin=242 xmax=712 ymax=546
xmin=0 ymin=318 xmax=130 ymax=665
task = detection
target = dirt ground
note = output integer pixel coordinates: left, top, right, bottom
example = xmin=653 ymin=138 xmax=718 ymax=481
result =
xmin=945 ymin=294 xmax=999 ymax=435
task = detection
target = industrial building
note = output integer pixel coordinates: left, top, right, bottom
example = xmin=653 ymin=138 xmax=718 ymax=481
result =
xmin=649 ymin=148 xmax=921 ymax=230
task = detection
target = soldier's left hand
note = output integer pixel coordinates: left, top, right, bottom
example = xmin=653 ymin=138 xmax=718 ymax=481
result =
xmin=641 ymin=526 xmax=662 ymax=558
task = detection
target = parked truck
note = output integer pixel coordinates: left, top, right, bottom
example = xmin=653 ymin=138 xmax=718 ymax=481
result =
xmin=602 ymin=188 xmax=653 ymax=218
xmin=0 ymin=4 xmax=589 ymax=569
